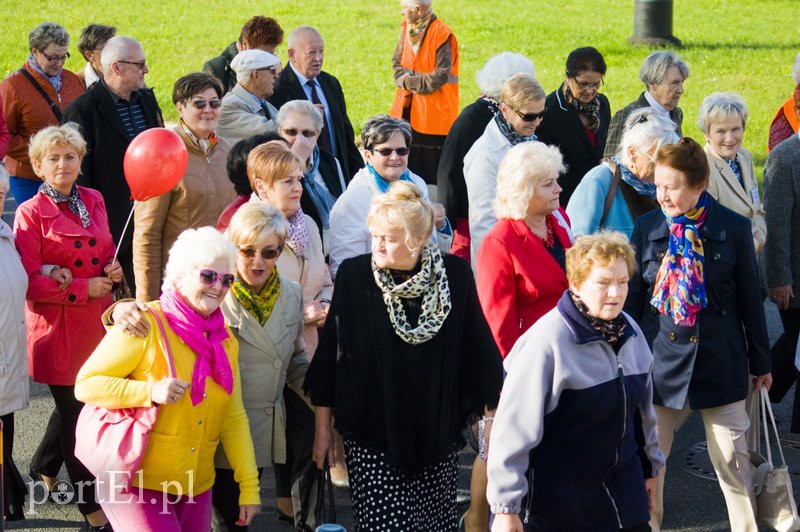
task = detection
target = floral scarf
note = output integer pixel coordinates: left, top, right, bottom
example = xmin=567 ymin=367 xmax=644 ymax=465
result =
xmin=493 ymin=112 xmax=537 ymax=146
xmin=372 ymin=243 xmax=451 ymax=345
xmin=27 ymin=54 xmax=62 ymax=92
xmin=159 ymin=288 xmax=233 ymax=405
xmin=285 ymin=208 xmax=309 ymax=258
xmin=562 ymin=82 xmax=600 ymax=132
xmin=650 ymin=192 xmax=710 ymax=326
xmin=179 ymin=119 xmax=219 ymax=162
xmin=39 ymin=181 xmax=90 ymax=228
xmin=725 ymin=157 xmax=744 ymax=187
xmin=569 ymin=289 xmax=627 ymax=344
xmin=406 ymin=11 xmax=435 ymax=54
xmin=612 ymin=155 xmax=657 ymax=199
xmin=232 ymin=268 xmax=281 ymax=326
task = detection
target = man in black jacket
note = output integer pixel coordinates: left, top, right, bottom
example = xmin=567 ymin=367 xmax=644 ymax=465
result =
xmin=63 ymin=36 xmax=163 ymax=295
xmin=269 ymin=26 xmax=363 ymax=180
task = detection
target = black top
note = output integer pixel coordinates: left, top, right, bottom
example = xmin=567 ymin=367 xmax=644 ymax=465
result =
xmin=202 ymin=42 xmax=238 ymax=94
xmin=304 ymin=253 xmax=503 ymax=472
xmin=546 ymin=235 xmax=566 ymax=271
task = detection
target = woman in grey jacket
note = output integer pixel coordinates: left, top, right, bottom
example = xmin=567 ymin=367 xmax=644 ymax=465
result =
xmin=487 ymin=232 xmax=663 ymax=532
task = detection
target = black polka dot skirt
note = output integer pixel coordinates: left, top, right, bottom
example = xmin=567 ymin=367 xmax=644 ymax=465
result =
xmin=343 ymin=439 xmax=459 ymax=531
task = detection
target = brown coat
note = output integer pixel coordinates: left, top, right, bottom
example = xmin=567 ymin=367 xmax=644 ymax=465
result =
xmin=0 ymin=63 xmax=84 ymax=179
xmin=133 ymin=126 xmax=236 ymax=302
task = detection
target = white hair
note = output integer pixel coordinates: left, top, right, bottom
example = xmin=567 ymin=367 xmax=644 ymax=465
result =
xmin=236 ymin=69 xmax=255 ymax=85
xmin=793 ymin=51 xmax=800 ymax=84
xmin=162 ymin=227 xmax=236 ymax=291
xmin=619 ymin=108 xmax=679 ymax=164
xmin=276 ymin=99 xmax=324 ymax=131
xmin=100 ymin=36 xmax=141 ymax=72
xmin=475 ymin=52 xmax=536 ymax=99
xmin=697 ymin=92 xmax=749 ymax=134
xmin=639 ymin=50 xmax=689 ymax=87
xmin=493 ymin=142 xmax=565 ymax=220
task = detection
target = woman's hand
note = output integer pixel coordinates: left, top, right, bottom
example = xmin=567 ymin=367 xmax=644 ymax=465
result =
xmin=150 ymin=378 xmax=190 ymax=405
xmin=432 ymin=202 xmax=446 ymax=230
xmin=112 ymin=301 xmax=151 ymax=338
xmin=645 ymin=477 xmax=657 ymax=513
xmin=87 ymin=277 xmax=114 ymax=298
xmin=770 ymin=285 xmax=795 ymax=311
xmin=303 ymin=300 xmax=329 ymax=327
xmin=491 ymin=513 xmax=523 ymax=532
xmin=104 ymin=261 xmax=123 ymax=283
xmin=753 ymin=229 xmax=766 ymax=255
xmin=754 ymin=372 xmax=773 ymax=393
xmin=235 ymin=504 xmax=261 ymax=526
xmin=50 ymin=267 xmax=73 ymax=290
xmin=291 ymin=134 xmax=315 ymax=166
xmin=313 ymin=406 xmax=335 ymax=470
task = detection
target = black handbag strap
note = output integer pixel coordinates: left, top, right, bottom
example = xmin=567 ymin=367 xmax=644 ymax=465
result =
xmin=598 ymin=158 xmax=621 ymax=229
xmin=313 ymin=461 xmax=337 ymax=526
xmin=18 ymin=68 xmax=63 ymax=122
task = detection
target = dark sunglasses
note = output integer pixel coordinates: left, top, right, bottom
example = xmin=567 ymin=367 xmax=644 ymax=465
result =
xmin=511 ymin=107 xmax=547 ymax=122
xmin=198 ymin=269 xmax=235 ymax=288
xmin=190 ymin=99 xmax=223 ymax=109
xmin=238 ymin=247 xmax=282 ymax=260
xmin=370 ymin=147 xmax=411 ymax=157
xmin=281 ymin=127 xmax=318 ymax=138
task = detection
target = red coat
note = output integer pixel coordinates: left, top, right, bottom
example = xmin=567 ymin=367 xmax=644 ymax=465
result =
xmin=477 ymin=212 xmax=572 ymax=358
xmin=13 ymin=187 xmax=115 ymax=385
xmin=0 ymin=93 xmax=9 ymax=160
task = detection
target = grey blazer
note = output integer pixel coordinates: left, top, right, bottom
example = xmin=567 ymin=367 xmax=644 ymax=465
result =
xmin=604 ymin=92 xmax=683 ymax=158
xmin=217 ymin=83 xmax=279 ymax=147
xmin=764 ymin=134 xmax=800 ymax=308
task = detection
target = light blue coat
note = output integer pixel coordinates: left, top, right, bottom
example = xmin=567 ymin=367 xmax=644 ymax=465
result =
xmin=566 ymin=164 xmax=635 ymax=238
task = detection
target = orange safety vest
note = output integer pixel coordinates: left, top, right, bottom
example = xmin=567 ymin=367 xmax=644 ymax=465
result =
xmin=390 ymin=17 xmax=459 ymax=136
xmin=768 ymin=96 xmax=800 ymax=152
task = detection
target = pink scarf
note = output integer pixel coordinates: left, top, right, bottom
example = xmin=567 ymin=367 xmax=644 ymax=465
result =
xmin=159 ymin=288 xmax=233 ymax=405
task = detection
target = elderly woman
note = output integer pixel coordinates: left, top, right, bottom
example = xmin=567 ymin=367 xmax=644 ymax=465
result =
xmin=625 ymin=138 xmax=772 ymax=531
xmin=13 ymin=124 xmax=122 ymax=530
xmin=536 ymin=47 xmax=609 ymax=205
xmin=0 ymin=22 xmax=84 ymax=206
xmin=208 ymin=202 xmax=311 ymax=531
xmin=75 ymin=227 xmax=260 ymax=530
xmin=465 ymin=73 xmax=546 ymax=265
xmin=329 ymin=114 xmax=451 ymax=276
xmin=438 ymin=52 xmax=536 ymax=262
xmin=488 ymin=232 xmax=664 ymax=532
xmin=76 ymin=24 xmax=116 ymax=88
xmin=567 ymin=108 xmax=679 ymax=238
xmin=134 ymin=72 xmax=237 ymax=302
xmin=306 ymin=181 xmax=503 ymax=531
xmin=390 ymin=0 xmax=459 ymax=184
xmin=768 ymin=53 xmax=800 ymax=151
xmin=277 ymin=99 xmax=348 ymax=247
xmin=0 ymin=167 xmax=28 ymax=522
xmin=699 ymin=92 xmax=767 ymax=254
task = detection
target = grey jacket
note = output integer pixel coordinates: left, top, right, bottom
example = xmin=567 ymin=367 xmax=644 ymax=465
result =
xmin=217 ymin=83 xmax=279 ymax=147
xmin=604 ymin=92 xmax=683 ymax=158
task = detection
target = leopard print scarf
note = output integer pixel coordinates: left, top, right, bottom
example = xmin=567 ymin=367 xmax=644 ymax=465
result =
xmin=372 ymin=243 xmax=451 ymax=345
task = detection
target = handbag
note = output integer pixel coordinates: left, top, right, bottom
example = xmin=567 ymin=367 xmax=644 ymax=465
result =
xmin=75 ymin=307 xmax=176 ymax=495
xmin=314 ymin=461 xmax=337 ymax=527
xmin=751 ymin=389 xmax=800 ymax=531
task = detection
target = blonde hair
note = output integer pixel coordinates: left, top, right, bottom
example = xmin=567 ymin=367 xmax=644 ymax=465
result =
xmin=29 ymin=123 xmax=87 ymax=171
xmin=226 ymin=201 xmax=288 ymax=249
xmin=493 ymin=142 xmax=565 ymax=220
xmin=565 ymin=232 xmax=636 ymax=289
xmin=500 ymin=73 xmax=546 ymax=111
xmin=367 ymin=181 xmax=434 ymax=250
xmin=246 ymin=141 xmax=304 ymax=190
xmin=162 ymin=227 xmax=237 ymax=290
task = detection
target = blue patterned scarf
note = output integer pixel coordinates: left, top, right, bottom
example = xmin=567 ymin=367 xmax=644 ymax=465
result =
xmin=493 ymin=112 xmax=537 ymax=146
xmin=27 ymin=54 xmax=62 ymax=92
xmin=612 ymin=155 xmax=657 ymax=199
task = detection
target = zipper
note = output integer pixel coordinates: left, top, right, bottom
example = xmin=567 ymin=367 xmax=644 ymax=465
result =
xmin=523 ymin=467 xmax=534 ymax=524
xmin=603 ymin=482 xmax=623 ymax=528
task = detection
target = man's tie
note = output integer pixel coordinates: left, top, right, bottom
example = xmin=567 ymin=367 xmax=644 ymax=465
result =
xmin=306 ymin=80 xmax=333 ymax=154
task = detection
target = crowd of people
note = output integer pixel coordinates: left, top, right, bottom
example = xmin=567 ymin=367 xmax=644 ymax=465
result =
xmin=1 ymin=2 xmax=799 ymax=531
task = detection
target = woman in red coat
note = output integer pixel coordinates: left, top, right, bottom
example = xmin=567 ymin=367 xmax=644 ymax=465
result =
xmin=13 ymin=123 xmax=120 ymax=531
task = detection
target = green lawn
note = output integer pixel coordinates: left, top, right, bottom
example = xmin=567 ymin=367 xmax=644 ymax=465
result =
xmin=2 ymin=0 xmax=797 ymax=179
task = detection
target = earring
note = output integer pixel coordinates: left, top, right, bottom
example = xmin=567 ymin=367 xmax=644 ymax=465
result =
xmin=410 ymin=249 xmax=418 ymax=258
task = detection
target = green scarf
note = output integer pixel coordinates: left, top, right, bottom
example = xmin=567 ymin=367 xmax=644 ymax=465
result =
xmin=232 ymin=268 xmax=281 ymax=325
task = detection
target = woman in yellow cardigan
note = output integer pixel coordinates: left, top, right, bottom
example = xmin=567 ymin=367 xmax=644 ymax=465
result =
xmin=75 ymin=226 xmax=260 ymax=531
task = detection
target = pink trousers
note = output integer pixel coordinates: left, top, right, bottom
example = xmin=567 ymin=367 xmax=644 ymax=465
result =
xmin=100 ymin=486 xmax=212 ymax=531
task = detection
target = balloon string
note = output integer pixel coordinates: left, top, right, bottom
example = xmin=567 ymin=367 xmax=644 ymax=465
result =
xmin=111 ymin=202 xmax=136 ymax=268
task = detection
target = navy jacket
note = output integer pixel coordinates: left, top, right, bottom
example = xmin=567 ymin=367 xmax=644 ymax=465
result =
xmin=625 ymin=196 xmax=771 ymax=410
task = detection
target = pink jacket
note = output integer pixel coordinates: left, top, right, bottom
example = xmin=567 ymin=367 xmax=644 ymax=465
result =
xmin=13 ymin=187 xmax=115 ymax=385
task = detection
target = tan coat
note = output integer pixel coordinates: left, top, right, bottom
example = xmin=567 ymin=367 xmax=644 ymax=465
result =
xmin=276 ymin=214 xmax=333 ymax=356
xmin=0 ymin=220 xmax=29 ymax=415
xmin=216 ymin=275 xmax=310 ymax=468
xmin=704 ymin=145 xmax=767 ymax=253
xmin=133 ymin=126 xmax=236 ymax=302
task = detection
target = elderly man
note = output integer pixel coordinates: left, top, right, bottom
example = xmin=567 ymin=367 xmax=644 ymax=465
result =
xmin=604 ymin=50 xmax=689 ymax=157
xmin=203 ymin=16 xmax=284 ymax=95
xmin=269 ymin=26 xmax=363 ymax=179
xmin=63 ymin=35 xmax=163 ymax=295
xmin=217 ymin=49 xmax=281 ymax=146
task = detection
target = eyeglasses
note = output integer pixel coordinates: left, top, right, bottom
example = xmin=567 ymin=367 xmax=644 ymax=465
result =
xmin=571 ymin=78 xmax=604 ymax=91
xmin=369 ymin=147 xmax=411 ymax=157
xmin=40 ymin=51 xmax=70 ymax=63
xmin=118 ymin=59 xmax=147 ymax=70
xmin=281 ymin=127 xmax=318 ymax=138
xmin=198 ymin=269 xmax=235 ymax=288
xmin=190 ymin=99 xmax=223 ymax=109
xmin=238 ymin=246 xmax=282 ymax=260
xmin=510 ymin=108 xmax=546 ymax=122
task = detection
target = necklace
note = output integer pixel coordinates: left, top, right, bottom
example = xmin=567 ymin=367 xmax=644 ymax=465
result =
xmin=529 ymin=216 xmax=555 ymax=248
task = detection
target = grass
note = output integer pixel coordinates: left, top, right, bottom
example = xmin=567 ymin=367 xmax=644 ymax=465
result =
xmin=1 ymin=0 xmax=797 ymax=179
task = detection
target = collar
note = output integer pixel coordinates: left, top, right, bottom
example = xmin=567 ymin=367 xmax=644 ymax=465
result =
xmin=101 ymin=78 xmax=140 ymax=104
xmin=643 ymin=90 xmax=670 ymax=115
xmin=646 ymin=195 xmax=727 ymax=242
xmin=556 ymin=290 xmax=636 ymax=346
xmin=0 ymin=219 xmax=12 ymax=240
xmin=83 ymin=62 xmax=101 ymax=87
xmin=290 ymin=62 xmax=316 ymax=86
xmin=555 ymin=87 xmax=568 ymax=111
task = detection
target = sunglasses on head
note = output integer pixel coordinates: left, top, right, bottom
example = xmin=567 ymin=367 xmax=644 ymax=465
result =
xmin=190 ymin=99 xmax=223 ymax=109
xmin=198 ymin=269 xmax=235 ymax=288
xmin=281 ymin=127 xmax=318 ymax=138
xmin=510 ymin=107 xmax=547 ymax=122
xmin=238 ymin=246 xmax=282 ymax=260
xmin=369 ymin=147 xmax=411 ymax=157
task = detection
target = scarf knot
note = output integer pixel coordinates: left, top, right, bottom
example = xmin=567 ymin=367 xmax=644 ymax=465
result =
xmin=562 ymin=82 xmax=601 ymax=132
xmin=39 ymin=182 xmax=91 ymax=228
xmin=232 ymin=268 xmax=281 ymax=325
xmin=493 ymin=112 xmax=537 ymax=146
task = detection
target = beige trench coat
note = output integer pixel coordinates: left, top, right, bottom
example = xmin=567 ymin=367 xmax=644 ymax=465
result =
xmin=0 ymin=219 xmax=29 ymax=415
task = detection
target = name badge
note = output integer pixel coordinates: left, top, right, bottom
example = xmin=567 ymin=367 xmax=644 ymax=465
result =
xmin=750 ymin=186 xmax=760 ymax=205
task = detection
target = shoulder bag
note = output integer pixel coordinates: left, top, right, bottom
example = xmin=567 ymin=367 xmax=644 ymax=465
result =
xmin=18 ymin=69 xmax=63 ymax=122
xmin=598 ymin=158 xmax=621 ymax=229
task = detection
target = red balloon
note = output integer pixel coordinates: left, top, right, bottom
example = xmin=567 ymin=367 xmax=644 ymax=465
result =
xmin=123 ymin=128 xmax=188 ymax=201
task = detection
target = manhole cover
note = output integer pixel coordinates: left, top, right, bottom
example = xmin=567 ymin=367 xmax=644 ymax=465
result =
xmin=680 ymin=439 xmax=800 ymax=481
